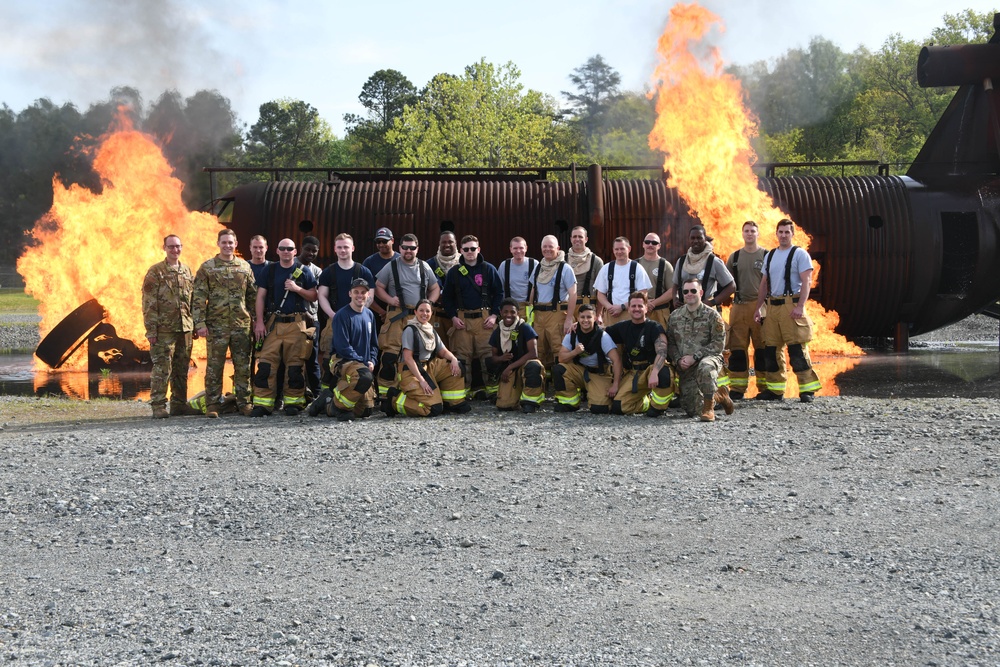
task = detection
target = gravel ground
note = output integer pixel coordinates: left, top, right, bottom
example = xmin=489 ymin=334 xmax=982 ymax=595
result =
xmin=1 ymin=395 xmax=999 ymax=666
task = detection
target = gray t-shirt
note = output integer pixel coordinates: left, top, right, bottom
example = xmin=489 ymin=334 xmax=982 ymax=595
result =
xmin=498 ymin=258 xmax=537 ymax=302
xmin=764 ymin=246 xmax=813 ymax=296
xmin=636 ymin=256 xmax=674 ymax=299
xmin=376 ymin=258 xmax=437 ymax=306
xmin=532 ymin=263 xmax=577 ymax=303
xmin=673 ymin=255 xmax=734 ymax=298
xmin=400 ymin=325 xmax=445 ymax=363
xmin=560 ymin=329 xmax=617 ymax=368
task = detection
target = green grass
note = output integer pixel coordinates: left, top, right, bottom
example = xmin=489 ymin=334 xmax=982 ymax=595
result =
xmin=0 ymin=396 xmax=148 ymax=427
xmin=0 ymin=288 xmax=39 ymax=314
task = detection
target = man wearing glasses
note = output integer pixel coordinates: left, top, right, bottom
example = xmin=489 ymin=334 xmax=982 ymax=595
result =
xmin=374 ymin=234 xmax=439 ymax=399
xmin=362 ymin=227 xmax=398 ymax=328
xmin=142 ymin=234 xmax=194 ymax=419
xmin=251 ymin=239 xmax=318 ymax=416
xmin=667 ymin=278 xmax=733 ymax=422
xmin=443 ymin=235 xmax=503 ymax=399
xmin=192 ymin=228 xmax=257 ymax=418
xmin=636 ymin=232 xmax=674 ymax=330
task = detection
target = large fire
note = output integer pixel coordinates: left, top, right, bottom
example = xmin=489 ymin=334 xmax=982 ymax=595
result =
xmin=648 ymin=3 xmax=862 ymax=392
xmin=17 ymin=109 xmax=222 ymax=372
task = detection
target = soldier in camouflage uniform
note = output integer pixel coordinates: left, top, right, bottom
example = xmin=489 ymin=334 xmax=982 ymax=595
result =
xmin=142 ymin=234 xmax=194 ymax=418
xmin=192 ymin=228 xmax=257 ymax=418
xmin=667 ymin=278 xmax=734 ymax=422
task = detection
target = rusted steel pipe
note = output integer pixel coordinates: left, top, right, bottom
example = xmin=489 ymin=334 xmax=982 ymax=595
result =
xmin=917 ymin=43 xmax=1000 ymax=88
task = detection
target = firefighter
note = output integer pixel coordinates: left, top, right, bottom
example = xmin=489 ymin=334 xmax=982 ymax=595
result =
xmin=526 ymin=234 xmax=576 ymax=369
xmin=753 ymin=219 xmax=822 ymax=403
xmin=595 ymin=237 xmax=653 ymax=327
xmin=486 ymin=298 xmax=544 ymax=413
xmin=725 ymin=220 xmax=776 ymax=399
xmin=443 ymin=235 xmax=503 ymax=399
xmin=552 ymin=304 xmax=622 ymax=414
xmin=327 ymin=278 xmax=379 ymax=421
xmin=606 ymin=291 xmax=674 ymax=416
xmin=636 ymin=232 xmax=674 ymax=330
xmin=383 ymin=299 xmax=470 ymax=417
xmin=251 ymin=238 xmax=318 ymax=416
xmin=567 ymin=226 xmax=604 ymax=323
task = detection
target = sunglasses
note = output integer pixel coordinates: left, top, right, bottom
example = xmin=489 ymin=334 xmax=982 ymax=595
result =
xmin=643 ymin=239 xmax=660 ymax=245
xmin=682 ymin=288 xmax=699 ymax=294
xmin=462 ymin=246 xmax=478 ymax=252
xmin=376 ymin=239 xmax=390 ymax=244
xmin=400 ymin=245 xmax=417 ymax=251
xmin=277 ymin=246 xmax=295 ymax=252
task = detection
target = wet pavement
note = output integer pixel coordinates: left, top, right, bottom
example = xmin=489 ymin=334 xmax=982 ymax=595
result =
xmin=1 ymin=344 xmax=996 ymax=401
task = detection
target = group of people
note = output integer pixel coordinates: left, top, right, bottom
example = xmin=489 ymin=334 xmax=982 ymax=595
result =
xmin=141 ymin=219 xmax=822 ymax=423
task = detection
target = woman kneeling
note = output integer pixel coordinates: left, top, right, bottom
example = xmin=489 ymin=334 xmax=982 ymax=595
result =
xmin=384 ymin=299 xmax=470 ymax=417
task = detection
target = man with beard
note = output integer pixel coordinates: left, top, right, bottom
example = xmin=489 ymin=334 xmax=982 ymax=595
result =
xmin=636 ymin=232 xmax=674 ymax=330
xmin=487 ymin=298 xmax=544 ymax=413
xmin=526 ymin=235 xmax=576 ymax=368
xmin=552 ymin=304 xmax=621 ymax=414
xmin=443 ymin=235 xmax=503 ymax=399
xmin=668 ymin=278 xmax=733 ymax=421
xmin=567 ymin=226 xmax=604 ymax=322
xmin=426 ymin=231 xmax=460 ymax=333
xmin=606 ymin=291 xmax=673 ymax=416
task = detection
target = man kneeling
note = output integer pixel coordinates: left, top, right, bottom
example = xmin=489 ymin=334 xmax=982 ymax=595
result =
xmin=384 ymin=299 xmax=470 ymax=417
xmin=326 ymin=279 xmax=379 ymax=421
xmin=667 ymin=278 xmax=733 ymax=421
xmin=552 ymin=304 xmax=621 ymax=413
xmin=487 ymin=298 xmax=544 ymax=413
xmin=606 ymin=292 xmax=674 ymax=416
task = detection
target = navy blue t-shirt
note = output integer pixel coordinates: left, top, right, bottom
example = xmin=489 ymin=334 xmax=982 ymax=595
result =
xmin=318 ymin=263 xmax=375 ymax=313
xmin=264 ymin=261 xmax=318 ymax=315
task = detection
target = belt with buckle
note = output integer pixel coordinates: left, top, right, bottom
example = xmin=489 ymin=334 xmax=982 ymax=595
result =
xmin=462 ymin=309 xmax=486 ymax=319
xmin=532 ymin=303 xmax=568 ymax=312
xmin=273 ymin=313 xmax=303 ymax=323
xmin=769 ymin=296 xmax=800 ymax=306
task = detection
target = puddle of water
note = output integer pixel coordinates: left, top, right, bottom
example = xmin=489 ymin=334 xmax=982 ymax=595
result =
xmin=0 ymin=344 xmax=996 ymax=401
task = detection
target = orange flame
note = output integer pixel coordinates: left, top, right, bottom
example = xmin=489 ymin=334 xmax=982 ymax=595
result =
xmin=16 ymin=108 xmax=222 ymax=370
xmin=648 ymin=3 xmax=862 ymax=367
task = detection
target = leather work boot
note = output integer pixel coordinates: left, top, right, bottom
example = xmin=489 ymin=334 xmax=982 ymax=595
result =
xmin=239 ymin=404 xmax=255 ymax=417
xmin=308 ymin=389 xmax=333 ymax=417
xmin=151 ymin=406 xmax=169 ymax=419
xmin=700 ymin=398 xmax=716 ymax=422
xmin=715 ymin=386 xmax=735 ymax=415
xmin=205 ymin=404 xmax=220 ymax=419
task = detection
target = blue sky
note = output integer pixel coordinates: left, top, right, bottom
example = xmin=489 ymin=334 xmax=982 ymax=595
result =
xmin=2 ymin=0 xmax=996 ymax=135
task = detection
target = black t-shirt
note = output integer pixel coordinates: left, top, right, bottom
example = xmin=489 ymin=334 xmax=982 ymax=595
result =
xmin=265 ymin=261 xmax=318 ymax=314
xmin=607 ymin=319 xmax=664 ymax=370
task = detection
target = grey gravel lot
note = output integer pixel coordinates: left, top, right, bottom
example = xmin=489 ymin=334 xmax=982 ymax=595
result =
xmin=1 ymin=395 xmax=999 ymax=666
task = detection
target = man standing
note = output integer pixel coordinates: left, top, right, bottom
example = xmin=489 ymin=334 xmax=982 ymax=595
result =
xmin=636 ymin=232 xmax=674 ymax=330
xmin=487 ymin=298 xmax=544 ymax=413
xmin=527 ymin=235 xmax=576 ymax=368
xmin=673 ymin=225 xmax=735 ymax=308
xmin=426 ymin=231 xmax=460 ymax=333
xmin=725 ymin=221 xmax=772 ymax=400
xmin=606 ymin=292 xmax=673 ymax=416
xmin=754 ymin=219 xmax=822 ymax=403
xmin=299 ymin=235 xmax=323 ymax=399
xmin=248 ymin=235 xmax=270 ymax=287
xmin=312 ymin=233 xmax=375 ymax=414
xmin=374 ymin=234 xmax=439 ymax=399
xmin=192 ymin=228 xmax=257 ymax=418
xmin=443 ymin=235 xmax=503 ymax=399
xmin=668 ymin=278 xmax=734 ymax=422
xmin=567 ymin=226 xmax=604 ymax=321
xmin=142 ymin=234 xmax=194 ymax=419
xmin=552 ymin=304 xmax=621 ymax=414
xmin=497 ymin=236 xmax=537 ymax=317
xmin=362 ymin=227 xmax=398 ymax=328
xmin=595 ymin=236 xmax=652 ymax=327
xmin=327 ymin=278 xmax=379 ymax=421
xmin=251 ymin=238 xmax=318 ymax=416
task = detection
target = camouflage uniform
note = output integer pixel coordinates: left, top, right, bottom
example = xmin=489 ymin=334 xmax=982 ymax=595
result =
xmin=667 ymin=302 xmax=727 ymax=417
xmin=142 ymin=259 xmax=194 ymax=413
xmin=192 ymin=255 xmax=257 ymax=411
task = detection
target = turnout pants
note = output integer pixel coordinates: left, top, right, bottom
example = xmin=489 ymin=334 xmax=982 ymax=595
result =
xmin=487 ymin=358 xmax=545 ymax=410
xmin=389 ymin=357 xmax=467 ymax=417
xmin=149 ymin=331 xmax=192 ymax=411
xmin=613 ymin=365 xmax=674 ymax=415
xmin=727 ymin=301 xmax=772 ymax=394
xmin=377 ymin=305 xmax=413 ymax=397
xmin=253 ymin=316 xmax=315 ymax=412
xmin=553 ymin=362 xmax=614 ymax=412
xmin=531 ymin=305 xmax=570 ymax=368
xmin=449 ymin=309 xmax=494 ymax=396
xmin=205 ymin=328 xmax=252 ymax=409
xmin=762 ymin=298 xmax=821 ymax=396
xmin=330 ymin=357 xmax=376 ymax=416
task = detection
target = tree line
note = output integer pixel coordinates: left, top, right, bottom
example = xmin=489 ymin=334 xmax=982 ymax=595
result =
xmin=0 ymin=8 xmax=991 ymax=264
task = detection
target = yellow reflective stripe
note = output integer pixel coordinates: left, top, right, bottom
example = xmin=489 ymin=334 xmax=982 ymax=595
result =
xmin=716 ymin=375 xmax=731 ymax=387
xmin=766 ymin=381 xmax=786 ymax=392
xmin=649 ymin=390 xmax=673 ymax=406
xmin=799 ymin=380 xmax=822 ymax=393
xmin=641 ymin=396 xmax=650 ymax=412
xmin=441 ymin=389 xmax=466 ymax=401
xmin=520 ymin=391 xmax=544 ymax=404
xmin=284 ymin=396 xmax=306 ymax=407
xmin=729 ymin=377 xmax=749 ymax=389
xmin=555 ymin=391 xmax=581 ymax=406
xmin=334 ymin=387 xmax=357 ymax=409
xmin=188 ymin=396 xmax=206 ymax=411
xmin=254 ymin=397 xmax=275 ymax=407
xmin=395 ymin=392 xmax=408 ymax=416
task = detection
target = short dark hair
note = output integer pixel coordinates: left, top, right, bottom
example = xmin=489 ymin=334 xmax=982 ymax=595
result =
xmin=777 ymin=218 xmax=795 ymax=231
xmin=461 ymin=234 xmax=479 ymax=246
xmin=628 ymin=291 xmax=648 ymax=305
xmin=578 ymin=303 xmax=595 ymax=314
xmin=302 ymin=235 xmax=319 ymax=247
xmin=682 ymin=277 xmax=703 ymax=291
xmin=742 ymin=220 xmax=758 ymax=230
xmin=217 ymin=228 xmax=236 ymax=240
xmin=500 ymin=297 xmax=519 ymax=311
xmin=401 ymin=233 xmax=419 ymax=245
